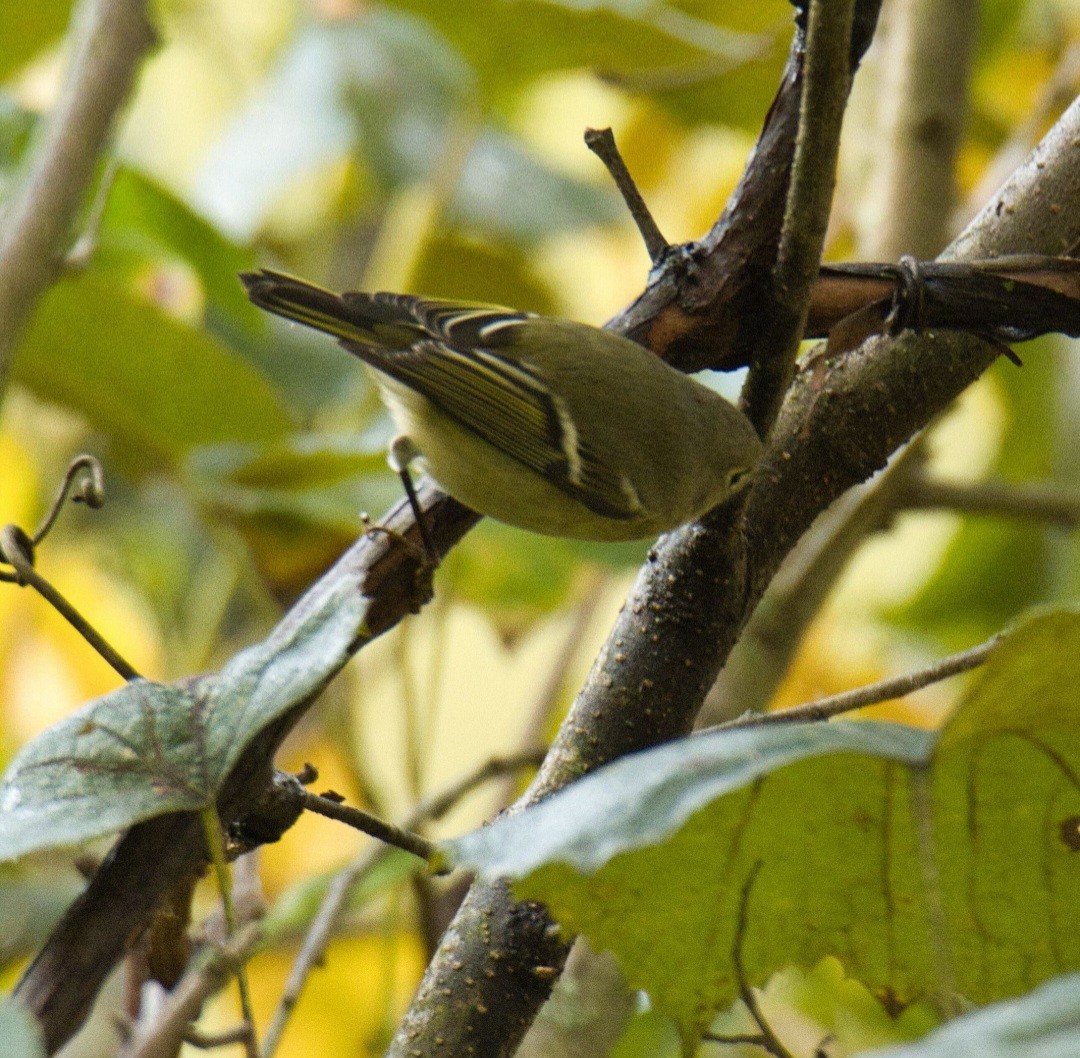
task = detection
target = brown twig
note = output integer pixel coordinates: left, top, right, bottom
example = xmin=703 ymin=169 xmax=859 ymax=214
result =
xmin=0 ymin=0 xmax=156 ymax=398
xmin=584 ymin=127 xmax=668 ymax=263
xmin=900 ymin=475 xmax=1080 ymax=529
xmin=711 ymin=630 xmax=1004 ymax=732
xmin=299 ymin=792 xmax=439 ymax=865
xmin=117 ymin=925 xmax=261 ymax=1058
xmin=259 ymin=749 xmax=545 ymax=1058
xmin=740 ymin=0 xmax=856 ymax=434
xmin=0 ymin=455 xmax=139 ymax=682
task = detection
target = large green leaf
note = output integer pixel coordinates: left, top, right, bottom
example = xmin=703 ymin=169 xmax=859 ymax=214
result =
xmin=447 ymin=610 xmax=1080 ymax=1049
xmin=383 ymin=0 xmax=778 ymax=99
xmin=97 ymin=167 xmax=260 ymax=334
xmin=13 ymin=272 xmax=294 ymax=469
xmin=186 ymin=434 xmax=399 ymax=595
xmin=863 ymin=971 xmax=1080 ymax=1058
xmin=0 ymin=535 xmax=374 ymax=862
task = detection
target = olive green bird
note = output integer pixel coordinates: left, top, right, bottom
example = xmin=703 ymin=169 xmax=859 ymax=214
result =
xmin=241 ymin=270 xmax=762 ymax=542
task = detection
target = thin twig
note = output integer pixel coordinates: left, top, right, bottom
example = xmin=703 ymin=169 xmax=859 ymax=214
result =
xmin=416 ymin=749 xmax=546 ymax=823
xmin=0 ymin=525 xmax=140 ymax=681
xmin=0 ymin=455 xmax=139 ymax=681
xmin=901 ymin=475 xmax=1080 ymax=529
xmin=496 ymin=582 xmax=604 ymax=810
xmin=731 ymin=863 xmax=796 ymax=1058
xmin=711 ymin=630 xmax=1004 ymax=733
xmin=185 ymin=1023 xmax=256 ymax=1050
xmin=300 ymin=792 xmax=438 ymax=865
xmin=259 ymin=750 xmax=546 ymax=1058
xmin=740 ymin=0 xmax=856 ymax=433
xmin=118 ymin=925 xmax=261 ymax=1058
xmin=584 ymin=127 xmax=668 ymax=263
xmin=702 ymin=1032 xmax=771 ymax=1049
xmin=65 ymin=154 xmax=122 ymax=271
xmin=31 ymin=453 xmax=105 ymax=543
xmin=698 ymin=439 xmax=929 ymax=727
xmin=0 ymin=0 xmax=156 ymax=398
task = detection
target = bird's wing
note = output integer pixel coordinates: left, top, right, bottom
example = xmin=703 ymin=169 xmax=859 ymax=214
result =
xmin=241 ymin=270 xmax=643 ymax=520
xmin=354 ymin=327 xmax=644 ymax=522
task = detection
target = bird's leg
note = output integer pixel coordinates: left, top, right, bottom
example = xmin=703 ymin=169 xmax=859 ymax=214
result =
xmin=388 ymin=435 xmax=440 ymax=569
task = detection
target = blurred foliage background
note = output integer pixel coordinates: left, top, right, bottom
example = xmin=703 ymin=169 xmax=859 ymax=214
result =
xmin=1 ymin=0 xmax=1079 ymax=1055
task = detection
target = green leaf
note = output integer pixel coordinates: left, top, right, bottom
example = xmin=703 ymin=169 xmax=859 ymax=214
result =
xmin=408 ymin=233 xmax=559 ymax=314
xmin=0 ymin=1 xmax=73 ymax=82
xmin=384 ymin=0 xmax=776 ymax=98
xmin=97 ymin=167 xmax=261 ymax=334
xmin=447 ymin=610 xmax=1080 ymax=1049
xmin=610 ymin=1011 xmax=681 ymax=1058
xmin=441 ymin=519 xmax=646 ymax=631
xmin=0 ymin=868 xmax=85 ymax=967
xmin=0 ymin=539 xmax=374 ymax=861
xmin=864 ymin=972 xmax=1080 ymax=1058
xmin=186 ymin=434 xmax=399 ymax=595
xmin=0 ymin=997 xmax=45 ymax=1058
xmin=13 ymin=272 xmax=294 ymax=469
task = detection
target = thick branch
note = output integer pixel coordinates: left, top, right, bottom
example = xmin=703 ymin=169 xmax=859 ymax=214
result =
xmin=0 ymin=0 xmax=156 ymax=397
xmin=387 ymin=62 xmax=1080 ymax=1058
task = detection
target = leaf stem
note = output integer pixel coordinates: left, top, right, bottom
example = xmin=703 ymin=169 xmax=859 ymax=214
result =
xmin=199 ymin=809 xmax=259 ymax=1058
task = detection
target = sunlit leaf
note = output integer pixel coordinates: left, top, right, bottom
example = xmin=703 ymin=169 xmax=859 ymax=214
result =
xmin=194 ymin=12 xmax=617 ymax=243
xmin=187 ymin=434 xmax=398 ymax=596
xmin=448 ymin=610 xmax=1080 ymax=1048
xmin=408 ymin=232 xmax=559 ymax=314
xmin=383 ymin=0 xmax=777 ymax=97
xmin=893 ymin=345 xmax=1060 ymax=648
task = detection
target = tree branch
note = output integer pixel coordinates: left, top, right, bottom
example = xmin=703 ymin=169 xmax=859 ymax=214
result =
xmin=740 ymin=0 xmax=856 ymax=432
xmin=0 ymin=0 xmax=156 ymax=398
xmin=386 ymin=58 xmax=1080 ymax=1058
xmin=900 ymin=475 xmax=1080 ymax=528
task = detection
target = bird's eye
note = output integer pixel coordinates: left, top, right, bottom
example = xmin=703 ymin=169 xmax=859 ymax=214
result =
xmin=727 ymin=467 xmax=751 ymax=490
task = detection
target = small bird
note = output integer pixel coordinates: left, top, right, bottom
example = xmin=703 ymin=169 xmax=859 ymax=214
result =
xmin=241 ymin=270 xmax=763 ymax=543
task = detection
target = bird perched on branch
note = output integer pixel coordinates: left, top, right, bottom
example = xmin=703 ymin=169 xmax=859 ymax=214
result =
xmin=242 ymin=269 xmax=763 ymax=546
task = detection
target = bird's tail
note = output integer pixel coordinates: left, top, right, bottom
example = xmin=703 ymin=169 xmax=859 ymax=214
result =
xmin=240 ymin=269 xmax=420 ymax=349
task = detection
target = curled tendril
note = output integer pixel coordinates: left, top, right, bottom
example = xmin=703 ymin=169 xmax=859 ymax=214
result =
xmin=0 ymin=455 xmax=137 ymax=681
xmin=0 ymin=524 xmax=34 ymax=584
xmin=32 ymin=454 xmax=105 ymax=545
